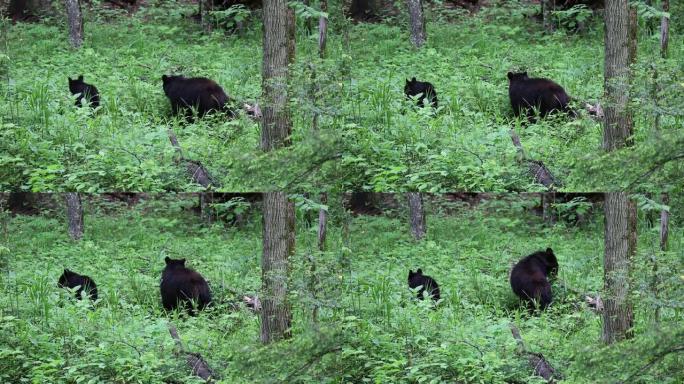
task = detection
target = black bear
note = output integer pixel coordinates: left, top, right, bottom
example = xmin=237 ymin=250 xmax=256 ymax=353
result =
xmin=404 ymin=77 xmax=438 ymax=108
xmin=507 ymin=72 xmax=574 ymax=119
xmin=160 ymin=257 xmax=212 ymax=314
xmin=57 ymin=269 xmax=99 ymax=301
xmin=68 ymin=75 xmax=100 ymax=108
xmin=161 ymin=75 xmax=235 ymax=118
xmin=408 ymin=268 xmax=441 ymax=302
xmin=509 ymin=248 xmax=558 ymax=310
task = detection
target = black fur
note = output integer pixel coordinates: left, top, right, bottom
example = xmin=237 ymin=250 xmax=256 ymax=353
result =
xmin=160 ymin=257 xmax=212 ymax=314
xmin=408 ymin=268 xmax=441 ymax=302
xmin=161 ymin=75 xmax=235 ymax=118
xmin=507 ymin=72 xmax=574 ymax=118
xmin=57 ymin=269 xmax=98 ymax=301
xmin=509 ymin=248 xmax=558 ymax=310
xmin=68 ymin=75 xmax=100 ymax=108
xmin=404 ymin=77 xmax=438 ymax=108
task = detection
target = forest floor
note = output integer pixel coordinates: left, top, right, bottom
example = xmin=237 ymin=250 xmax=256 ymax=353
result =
xmin=0 ymin=194 xmax=682 ymax=383
xmin=1 ymin=1 xmax=682 ymax=191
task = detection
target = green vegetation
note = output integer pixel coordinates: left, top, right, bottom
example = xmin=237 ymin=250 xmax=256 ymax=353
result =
xmin=1 ymin=1 xmax=682 ymax=192
xmin=1 ymin=194 xmax=682 ymax=383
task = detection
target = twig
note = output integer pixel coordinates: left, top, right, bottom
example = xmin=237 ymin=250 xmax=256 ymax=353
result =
xmin=620 ymin=346 xmax=684 ymax=384
xmin=627 ymin=153 xmax=684 ymax=189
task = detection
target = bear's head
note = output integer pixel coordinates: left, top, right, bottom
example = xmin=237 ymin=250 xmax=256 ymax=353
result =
xmin=57 ymin=268 xmax=76 ymax=287
xmin=164 ymin=256 xmax=186 ymax=269
xmin=408 ymin=268 xmax=423 ymax=281
xmin=542 ymin=248 xmax=558 ymax=277
xmin=68 ymin=75 xmax=85 ymax=92
xmin=507 ymin=71 xmax=529 ymax=83
xmin=404 ymin=77 xmax=420 ymax=94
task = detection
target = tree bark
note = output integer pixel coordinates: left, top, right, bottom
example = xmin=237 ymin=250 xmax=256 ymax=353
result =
xmin=318 ymin=0 xmax=328 ymax=58
xmin=602 ymin=192 xmax=634 ymax=344
xmin=64 ymin=0 xmax=83 ymax=49
xmin=406 ymin=0 xmax=426 ymax=48
xmin=65 ymin=192 xmax=84 ymax=241
xmin=260 ymin=192 xmax=294 ymax=344
xmin=287 ymin=5 xmax=296 ymax=65
xmin=407 ymin=192 xmax=426 ymax=240
xmin=261 ymin=0 xmax=292 ymax=151
xmin=602 ymin=0 xmax=632 ymax=150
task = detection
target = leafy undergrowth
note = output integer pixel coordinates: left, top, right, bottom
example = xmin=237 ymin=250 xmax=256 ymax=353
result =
xmin=1 ymin=1 xmax=682 ymax=191
xmin=1 ymin=194 xmax=682 ymax=383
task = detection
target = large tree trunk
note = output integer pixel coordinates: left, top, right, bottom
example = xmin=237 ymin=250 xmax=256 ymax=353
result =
xmin=260 ymin=192 xmax=295 ymax=344
xmin=318 ymin=0 xmax=328 ymax=58
xmin=602 ymin=0 xmax=632 ymax=150
xmin=261 ymin=0 xmax=291 ymax=151
xmin=65 ymin=193 xmax=84 ymax=241
xmin=407 ymin=192 xmax=426 ymax=240
xmin=602 ymin=192 xmax=634 ymax=344
xmin=406 ymin=0 xmax=426 ymax=48
xmin=64 ymin=0 xmax=83 ymax=48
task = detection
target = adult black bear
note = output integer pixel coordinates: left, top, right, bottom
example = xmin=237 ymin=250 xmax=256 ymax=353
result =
xmin=507 ymin=72 xmax=574 ymax=119
xmin=160 ymin=257 xmax=212 ymax=314
xmin=58 ymin=269 xmax=99 ymax=301
xmin=404 ymin=77 xmax=438 ymax=108
xmin=408 ymin=268 xmax=441 ymax=302
xmin=68 ymin=75 xmax=100 ymax=108
xmin=509 ymin=248 xmax=558 ymax=310
xmin=161 ymin=75 xmax=235 ymax=118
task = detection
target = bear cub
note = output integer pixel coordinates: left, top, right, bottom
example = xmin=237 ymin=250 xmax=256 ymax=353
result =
xmin=507 ymin=72 xmax=574 ymax=119
xmin=68 ymin=75 xmax=100 ymax=108
xmin=161 ymin=75 xmax=235 ymax=118
xmin=160 ymin=257 xmax=212 ymax=314
xmin=58 ymin=269 xmax=99 ymax=301
xmin=404 ymin=77 xmax=438 ymax=108
xmin=408 ymin=268 xmax=441 ymax=302
xmin=509 ymin=248 xmax=558 ymax=310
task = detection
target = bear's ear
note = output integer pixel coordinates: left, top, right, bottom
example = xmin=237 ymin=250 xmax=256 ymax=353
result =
xmin=164 ymin=256 xmax=171 ymax=264
xmin=78 ymin=75 xmax=84 ymax=81
xmin=411 ymin=77 xmax=417 ymax=82
xmin=522 ymin=71 xmax=528 ymax=77
xmin=546 ymin=247 xmax=554 ymax=254
xmin=406 ymin=78 xmax=410 ymax=84
xmin=408 ymin=269 xmax=414 ymax=275
xmin=64 ymin=268 xmax=71 ymax=274
xmin=180 ymin=258 xmax=186 ymax=266
xmin=507 ymin=72 xmax=514 ymax=80
xmin=162 ymin=75 xmax=168 ymax=82
xmin=416 ymin=268 xmax=422 ymax=274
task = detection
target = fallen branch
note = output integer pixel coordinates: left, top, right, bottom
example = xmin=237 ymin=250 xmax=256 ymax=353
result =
xmin=510 ymin=129 xmax=560 ymax=189
xmin=167 ymin=129 xmax=218 ymax=188
xmin=168 ymin=323 xmax=216 ymax=382
xmin=509 ymin=323 xmax=562 ymax=383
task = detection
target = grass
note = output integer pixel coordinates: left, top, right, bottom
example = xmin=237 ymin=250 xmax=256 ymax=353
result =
xmin=1 ymin=194 xmax=682 ymax=382
xmin=1 ymin=1 xmax=682 ymax=191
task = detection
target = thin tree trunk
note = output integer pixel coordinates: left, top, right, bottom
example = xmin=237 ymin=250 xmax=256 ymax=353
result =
xmin=660 ymin=0 xmax=669 ymax=59
xmin=318 ymin=0 xmax=328 ymax=58
xmin=200 ymin=192 xmax=215 ymax=224
xmin=64 ymin=0 xmax=83 ymax=49
xmin=602 ymin=0 xmax=631 ymax=151
xmin=317 ymin=193 xmax=327 ymax=251
xmin=260 ymin=192 xmax=294 ymax=344
xmin=200 ymin=0 xmax=212 ymax=33
xmin=542 ymin=0 xmax=555 ymax=32
xmin=653 ymin=193 xmax=669 ymax=323
xmin=407 ymin=192 xmax=426 ymax=240
xmin=287 ymin=6 xmax=296 ymax=65
xmin=261 ymin=0 xmax=292 ymax=151
xmin=65 ymin=193 xmax=84 ymax=241
xmin=542 ymin=192 xmax=556 ymax=224
xmin=602 ymin=192 xmax=634 ymax=344
xmin=406 ymin=0 xmax=426 ymax=48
